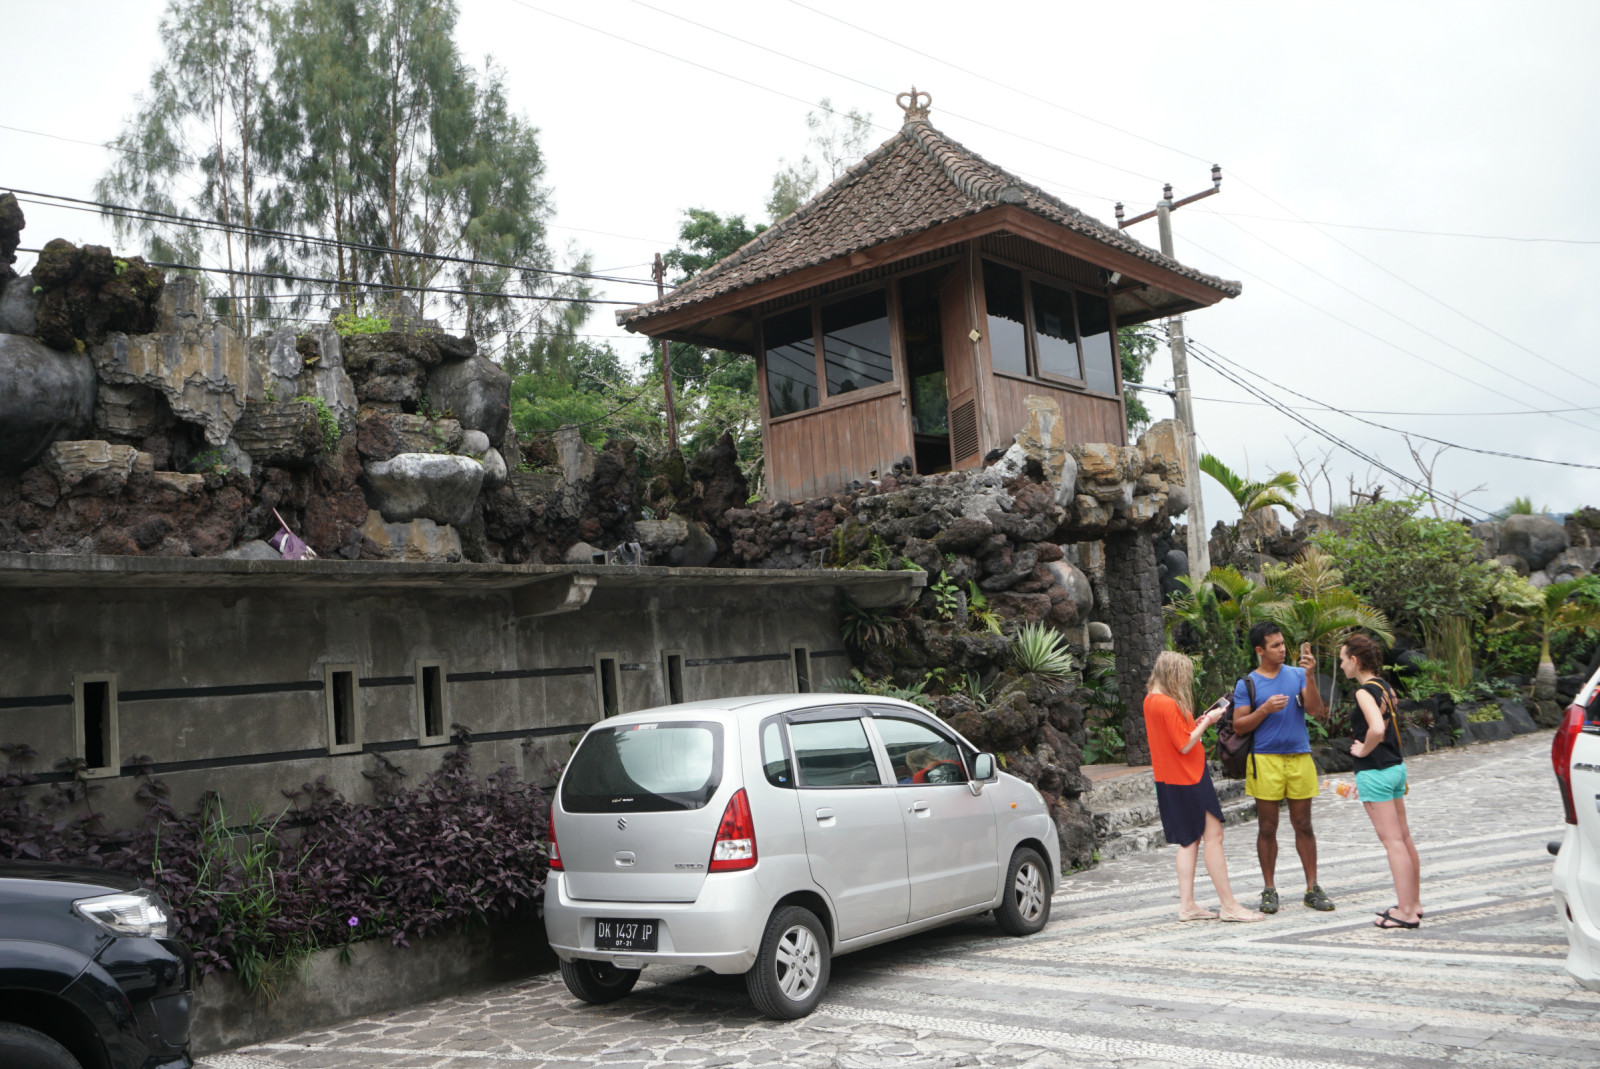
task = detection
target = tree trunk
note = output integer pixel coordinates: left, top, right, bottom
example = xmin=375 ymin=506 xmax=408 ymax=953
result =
xmin=1534 ymin=637 xmax=1558 ymax=702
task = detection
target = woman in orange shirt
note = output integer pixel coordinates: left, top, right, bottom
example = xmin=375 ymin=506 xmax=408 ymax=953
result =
xmin=1145 ymin=651 xmax=1265 ymax=922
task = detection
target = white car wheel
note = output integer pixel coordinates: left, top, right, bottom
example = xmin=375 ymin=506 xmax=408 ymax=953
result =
xmin=996 ymin=846 xmax=1051 ymax=935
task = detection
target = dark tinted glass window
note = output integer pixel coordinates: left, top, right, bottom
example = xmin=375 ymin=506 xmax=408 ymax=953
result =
xmin=562 ymin=721 xmax=722 ymax=812
xmin=983 ymin=261 xmax=1028 ymax=376
xmin=764 ymin=308 xmax=818 ymax=417
xmin=876 ymin=717 xmax=966 ymax=784
xmin=900 ymin=269 xmax=948 ymax=436
xmin=790 ymin=718 xmax=882 ymax=787
xmin=1031 ymin=282 xmax=1081 ymax=381
xmin=1078 ymin=293 xmax=1118 ymax=395
xmin=821 ymin=290 xmax=893 ymax=396
xmin=762 ymin=719 xmax=794 ymax=788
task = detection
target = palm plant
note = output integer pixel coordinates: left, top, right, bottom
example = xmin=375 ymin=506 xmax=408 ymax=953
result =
xmin=1164 ymin=566 xmax=1269 ymax=701
xmin=1259 ymin=548 xmax=1394 ymax=707
xmin=1487 ymin=577 xmax=1600 ymax=700
xmin=1199 ymin=453 xmax=1300 ymax=515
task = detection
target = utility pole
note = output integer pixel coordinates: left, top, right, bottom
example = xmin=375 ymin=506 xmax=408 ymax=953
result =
xmin=1115 ymin=166 xmax=1221 ymax=583
xmin=651 ymin=252 xmax=680 ymax=452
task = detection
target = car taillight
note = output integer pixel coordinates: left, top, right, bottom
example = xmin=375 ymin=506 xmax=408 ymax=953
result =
xmin=708 ymin=789 xmax=757 ymax=871
xmin=548 ymin=810 xmax=563 ymax=870
xmin=1553 ymin=704 xmax=1584 ymax=826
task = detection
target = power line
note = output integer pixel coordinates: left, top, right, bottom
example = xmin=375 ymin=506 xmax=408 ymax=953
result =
xmin=1187 ymin=336 xmax=1600 ymax=473
xmin=626 ymin=0 xmax=1161 ymax=191
xmin=6 ymin=188 xmax=659 ymax=289
xmin=1209 ymin=210 xmax=1600 ymax=403
xmin=1180 ymin=235 xmax=1600 ymax=438
xmin=1196 ymin=208 xmax=1600 ymax=247
xmin=14 ymin=248 xmax=637 ymax=307
xmin=1189 ymin=394 xmax=1600 ymax=418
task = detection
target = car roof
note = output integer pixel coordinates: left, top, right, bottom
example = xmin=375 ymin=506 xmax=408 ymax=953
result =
xmin=591 ymin=693 xmax=935 ymax=727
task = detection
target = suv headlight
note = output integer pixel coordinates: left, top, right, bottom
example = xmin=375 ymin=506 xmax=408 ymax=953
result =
xmin=73 ymin=890 xmax=170 ymax=938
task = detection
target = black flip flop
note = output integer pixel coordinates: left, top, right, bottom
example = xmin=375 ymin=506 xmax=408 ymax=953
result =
xmin=1374 ymin=906 xmax=1424 ymax=919
xmin=1374 ymin=909 xmax=1420 ymax=930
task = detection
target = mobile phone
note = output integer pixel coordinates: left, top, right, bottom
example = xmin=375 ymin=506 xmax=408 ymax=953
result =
xmin=1205 ymin=695 xmax=1230 ymax=715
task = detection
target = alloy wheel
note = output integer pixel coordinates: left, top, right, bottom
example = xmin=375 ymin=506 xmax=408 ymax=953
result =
xmin=1013 ymin=859 xmax=1045 ymax=923
xmin=774 ymin=923 xmax=822 ymax=1002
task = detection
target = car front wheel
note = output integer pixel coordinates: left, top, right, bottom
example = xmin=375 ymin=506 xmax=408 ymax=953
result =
xmin=995 ymin=845 xmax=1051 ymax=935
xmin=0 ymin=1023 xmax=83 ymax=1069
xmin=746 ymin=904 xmax=831 ymax=1019
xmin=560 ymin=957 xmax=640 ymax=1004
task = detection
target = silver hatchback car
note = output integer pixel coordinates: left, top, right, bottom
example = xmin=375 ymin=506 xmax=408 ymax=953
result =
xmin=545 ymin=694 xmax=1060 ymax=1018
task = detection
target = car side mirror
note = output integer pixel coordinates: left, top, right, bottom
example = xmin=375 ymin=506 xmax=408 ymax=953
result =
xmin=969 ymin=753 xmax=995 ymax=794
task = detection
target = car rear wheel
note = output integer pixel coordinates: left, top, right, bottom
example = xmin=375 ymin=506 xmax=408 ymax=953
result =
xmin=995 ymin=845 xmax=1051 ymax=936
xmin=559 ymin=957 xmax=640 ymax=1004
xmin=0 ymin=1023 xmax=82 ymax=1069
xmin=746 ymin=905 xmax=830 ymax=1019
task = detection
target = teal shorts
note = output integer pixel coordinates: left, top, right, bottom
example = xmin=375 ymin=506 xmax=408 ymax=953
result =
xmin=1354 ymin=763 xmax=1408 ymax=802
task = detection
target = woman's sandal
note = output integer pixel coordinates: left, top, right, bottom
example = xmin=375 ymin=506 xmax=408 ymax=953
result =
xmin=1374 ymin=908 xmax=1421 ymax=930
xmin=1219 ymin=907 xmax=1267 ymax=923
xmin=1179 ymin=907 xmax=1219 ymax=922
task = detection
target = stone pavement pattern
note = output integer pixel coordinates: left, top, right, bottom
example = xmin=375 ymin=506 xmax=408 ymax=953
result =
xmin=200 ymin=733 xmax=1600 ymax=1068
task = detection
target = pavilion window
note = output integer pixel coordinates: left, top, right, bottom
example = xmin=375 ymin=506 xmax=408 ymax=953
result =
xmin=982 ymin=261 xmax=1028 ymax=376
xmin=1030 ymin=280 xmax=1082 ymax=382
xmin=1078 ymin=292 xmax=1118 ymax=395
xmin=820 ymin=289 xmax=893 ymax=396
xmin=764 ymin=307 xmax=818 ymax=417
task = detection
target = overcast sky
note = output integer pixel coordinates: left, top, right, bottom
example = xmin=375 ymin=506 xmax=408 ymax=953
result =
xmin=6 ymin=0 xmax=1598 ymax=524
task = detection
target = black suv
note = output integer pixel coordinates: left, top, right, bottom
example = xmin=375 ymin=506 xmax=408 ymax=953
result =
xmin=0 ymin=861 xmax=193 ymax=1069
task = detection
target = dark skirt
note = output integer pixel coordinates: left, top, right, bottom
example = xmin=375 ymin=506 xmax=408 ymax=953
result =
xmin=1154 ymin=765 xmax=1225 ymax=847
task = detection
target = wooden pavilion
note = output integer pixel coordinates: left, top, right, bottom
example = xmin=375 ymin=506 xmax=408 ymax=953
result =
xmin=617 ymin=90 xmax=1241 ymax=501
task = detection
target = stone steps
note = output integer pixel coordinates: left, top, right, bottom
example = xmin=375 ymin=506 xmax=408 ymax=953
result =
xmin=1082 ymin=764 xmax=1258 ymax=861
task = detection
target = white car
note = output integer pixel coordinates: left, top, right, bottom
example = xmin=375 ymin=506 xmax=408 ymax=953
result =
xmin=1552 ymin=664 xmax=1600 ymax=991
xmin=544 ymin=694 xmax=1060 ymax=1018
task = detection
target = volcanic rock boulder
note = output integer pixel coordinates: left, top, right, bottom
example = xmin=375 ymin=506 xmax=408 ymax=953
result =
xmin=425 ymin=355 xmax=511 ymax=443
xmin=42 ymin=440 xmax=139 ymax=495
xmin=93 ymin=307 xmax=248 ymax=446
xmin=0 ymin=274 xmax=39 ymax=335
xmin=635 ymin=514 xmax=718 ymax=567
xmin=341 ymin=331 xmax=441 ymax=405
xmin=363 ymin=453 xmax=484 ymax=526
xmin=0 ymin=334 xmax=97 ymax=471
xmin=355 ymin=409 xmax=463 ymax=462
xmin=359 ymin=510 xmax=463 ymax=563
xmin=1501 ymin=513 xmax=1570 ymax=572
xmin=33 ymin=239 xmax=164 ymax=352
xmin=231 ymin=402 xmax=325 ymax=468
xmin=0 ymin=192 xmax=24 ymax=286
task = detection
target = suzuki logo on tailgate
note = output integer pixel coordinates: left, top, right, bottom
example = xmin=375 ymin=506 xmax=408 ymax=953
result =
xmin=617 ymin=818 xmax=628 ymax=830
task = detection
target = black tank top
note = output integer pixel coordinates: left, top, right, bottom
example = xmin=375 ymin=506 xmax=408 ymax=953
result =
xmin=1350 ymin=680 xmax=1405 ymax=772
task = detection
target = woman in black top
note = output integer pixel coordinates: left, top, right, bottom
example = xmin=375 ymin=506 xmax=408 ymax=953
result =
xmin=1338 ymin=633 xmax=1422 ymax=929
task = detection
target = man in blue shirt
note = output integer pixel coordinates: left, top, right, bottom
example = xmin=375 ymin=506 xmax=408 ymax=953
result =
xmin=1232 ymin=621 xmax=1334 ymax=913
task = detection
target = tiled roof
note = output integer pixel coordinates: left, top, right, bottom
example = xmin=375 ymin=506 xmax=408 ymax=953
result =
xmin=618 ymin=118 xmax=1241 ymax=330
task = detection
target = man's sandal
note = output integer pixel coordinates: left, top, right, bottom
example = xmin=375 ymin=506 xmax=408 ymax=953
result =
xmin=1374 ymin=908 xmax=1420 ymax=930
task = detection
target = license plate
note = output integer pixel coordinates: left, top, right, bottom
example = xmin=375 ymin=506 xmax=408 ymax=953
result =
xmin=595 ymin=918 xmax=659 ymax=952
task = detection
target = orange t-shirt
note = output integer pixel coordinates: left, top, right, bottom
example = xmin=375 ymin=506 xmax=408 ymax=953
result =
xmin=1143 ymin=692 xmax=1204 ymax=786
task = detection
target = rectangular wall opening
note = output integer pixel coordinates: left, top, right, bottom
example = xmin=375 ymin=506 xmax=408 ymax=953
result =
xmin=793 ymin=647 xmax=813 ymax=693
xmin=75 ymin=675 xmax=117 ymax=777
xmin=325 ymin=665 xmax=361 ymax=754
xmin=663 ymin=651 xmax=685 ymax=704
xmin=417 ymin=661 xmax=447 ymax=743
xmin=596 ymin=654 xmax=621 ymax=718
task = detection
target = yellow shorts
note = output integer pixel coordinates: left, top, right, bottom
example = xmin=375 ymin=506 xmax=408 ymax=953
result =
xmin=1245 ymin=753 xmax=1320 ymax=801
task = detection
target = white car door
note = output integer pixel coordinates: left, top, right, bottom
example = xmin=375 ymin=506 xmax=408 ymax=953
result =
xmin=787 ymin=710 xmax=910 ymax=941
xmin=868 ymin=711 xmax=999 ymax=921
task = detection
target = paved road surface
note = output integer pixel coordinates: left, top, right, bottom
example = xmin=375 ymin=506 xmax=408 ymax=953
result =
xmin=202 ymin=732 xmax=1599 ymax=1068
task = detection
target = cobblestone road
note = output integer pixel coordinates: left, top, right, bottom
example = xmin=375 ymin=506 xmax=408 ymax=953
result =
xmin=202 ymin=733 xmax=1599 ymax=1068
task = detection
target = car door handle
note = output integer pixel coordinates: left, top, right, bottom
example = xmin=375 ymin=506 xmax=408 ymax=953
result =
xmin=909 ymin=800 xmax=930 ymax=817
xmin=814 ymin=808 xmax=835 ymax=826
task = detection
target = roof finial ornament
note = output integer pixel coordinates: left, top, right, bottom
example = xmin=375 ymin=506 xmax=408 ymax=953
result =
xmin=897 ymin=86 xmax=932 ymax=124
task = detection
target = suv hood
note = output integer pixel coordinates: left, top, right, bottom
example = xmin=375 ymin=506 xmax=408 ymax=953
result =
xmin=0 ymin=860 xmax=144 ymax=895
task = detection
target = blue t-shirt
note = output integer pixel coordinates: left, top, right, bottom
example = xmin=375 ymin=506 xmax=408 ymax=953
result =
xmin=1233 ymin=666 xmax=1310 ymax=754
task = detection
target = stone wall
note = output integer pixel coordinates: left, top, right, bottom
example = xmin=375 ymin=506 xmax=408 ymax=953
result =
xmin=1103 ymin=531 xmax=1163 ymax=766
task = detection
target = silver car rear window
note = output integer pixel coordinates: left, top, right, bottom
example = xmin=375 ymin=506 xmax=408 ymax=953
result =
xmin=562 ymin=721 xmax=723 ymax=812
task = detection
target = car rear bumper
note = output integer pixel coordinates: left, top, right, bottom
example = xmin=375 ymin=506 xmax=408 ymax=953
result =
xmin=544 ymin=870 xmax=769 ymax=975
xmin=1552 ymin=825 xmax=1600 ymax=991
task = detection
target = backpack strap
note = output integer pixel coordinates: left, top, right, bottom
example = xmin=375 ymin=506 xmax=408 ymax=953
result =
xmin=1241 ymin=675 xmax=1258 ymax=779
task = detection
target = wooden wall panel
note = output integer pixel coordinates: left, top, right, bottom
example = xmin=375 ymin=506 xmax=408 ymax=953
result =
xmin=767 ymin=392 xmax=912 ymax=501
xmin=988 ymin=376 xmax=1127 ymax=450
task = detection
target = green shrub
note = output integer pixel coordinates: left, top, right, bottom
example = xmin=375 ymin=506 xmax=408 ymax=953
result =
xmin=1311 ymin=497 xmax=1495 ymax=641
xmin=332 ymin=312 xmax=390 ymax=336
xmin=294 ymin=395 xmax=343 ymax=454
